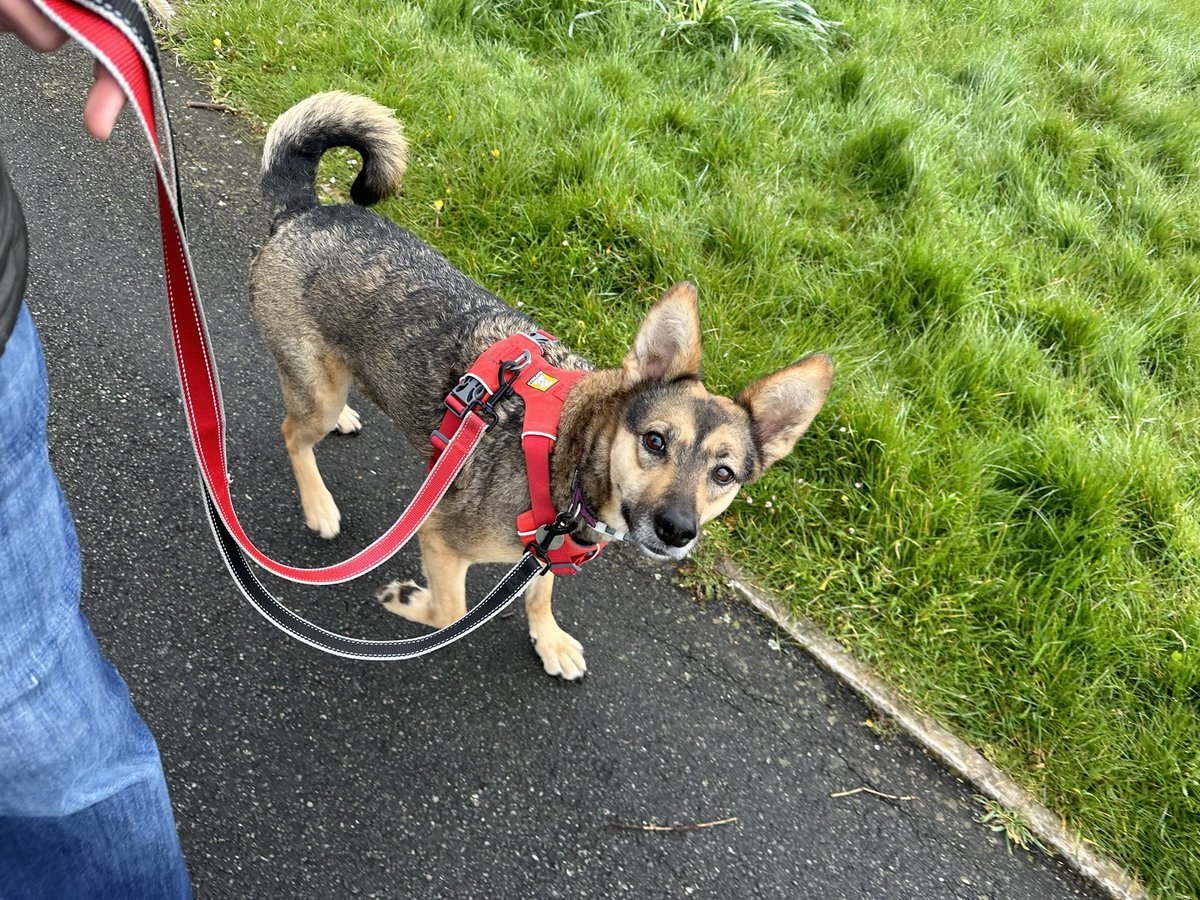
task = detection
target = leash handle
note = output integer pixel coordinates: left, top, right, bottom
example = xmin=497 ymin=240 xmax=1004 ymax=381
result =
xmin=31 ymin=0 xmax=542 ymax=658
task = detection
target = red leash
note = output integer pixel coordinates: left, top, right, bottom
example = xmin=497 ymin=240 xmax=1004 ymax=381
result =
xmin=30 ymin=0 xmax=592 ymax=658
xmin=39 ymin=0 xmax=495 ymax=585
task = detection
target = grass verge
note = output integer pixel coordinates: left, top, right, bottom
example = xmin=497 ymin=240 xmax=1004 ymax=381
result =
xmin=170 ymin=0 xmax=1200 ymax=894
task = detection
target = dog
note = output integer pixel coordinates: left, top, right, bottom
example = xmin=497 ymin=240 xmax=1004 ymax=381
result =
xmin=249 ymin=92 xmax=833 ymax=679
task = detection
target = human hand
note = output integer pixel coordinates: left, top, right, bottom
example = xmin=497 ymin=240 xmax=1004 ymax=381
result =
xmin=0 ymin=0 xmax=127 ymax=139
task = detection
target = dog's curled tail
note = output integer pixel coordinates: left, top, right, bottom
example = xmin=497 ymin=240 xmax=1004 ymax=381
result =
xmin=260 ymin=91 xmax=408 ymax=218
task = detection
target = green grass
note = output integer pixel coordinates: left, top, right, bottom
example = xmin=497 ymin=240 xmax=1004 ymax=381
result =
xmin=170 ymin=0 xmax=1200 ymax=894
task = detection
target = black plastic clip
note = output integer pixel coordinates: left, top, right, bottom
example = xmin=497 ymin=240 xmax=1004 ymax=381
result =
xmin=526 ymin=509 xmax=582 ymax=574
xmin=437 ymin=351 xmax=532 ymax=452
xmin=444 ymin=374 xmax=488 ymax=416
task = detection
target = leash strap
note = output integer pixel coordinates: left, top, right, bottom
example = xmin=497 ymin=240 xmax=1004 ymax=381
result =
xmin=37 ymin=0 xmax=490 ymax=586
xmin=32 ymin=0 xmax=543 ymax=658
xmin=208 ymin=488 xmax=543 ymax=661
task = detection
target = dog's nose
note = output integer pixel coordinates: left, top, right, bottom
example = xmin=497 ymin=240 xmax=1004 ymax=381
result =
xmin=653 ymin=508 xmax=697 ymax=548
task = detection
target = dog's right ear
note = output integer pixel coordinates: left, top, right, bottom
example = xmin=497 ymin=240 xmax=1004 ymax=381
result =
xmin=622 ymin=282 xmax=702 ymax=387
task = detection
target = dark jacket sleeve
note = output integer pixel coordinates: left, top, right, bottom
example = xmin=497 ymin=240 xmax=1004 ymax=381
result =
xmin=0 ymin=153 xmax=30 ymax=359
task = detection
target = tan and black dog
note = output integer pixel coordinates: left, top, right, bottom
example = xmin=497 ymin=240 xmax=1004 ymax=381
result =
xmin=250 ymin=92 xmax=832 ymax=679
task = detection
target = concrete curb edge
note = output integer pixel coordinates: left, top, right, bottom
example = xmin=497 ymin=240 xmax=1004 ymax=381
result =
xmin=719 ymin=564 xmax=1146 ymax=900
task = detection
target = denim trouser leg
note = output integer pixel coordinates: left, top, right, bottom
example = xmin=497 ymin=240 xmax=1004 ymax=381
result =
xmin=0 ymin=305 xmax=191 ymax=899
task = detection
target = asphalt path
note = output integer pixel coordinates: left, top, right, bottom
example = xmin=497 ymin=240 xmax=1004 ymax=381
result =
xmin=1 ymin=42 xmax=1108 ymax=899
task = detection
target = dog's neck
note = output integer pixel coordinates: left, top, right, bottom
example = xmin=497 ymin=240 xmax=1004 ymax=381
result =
xmin=551 ymin=368 xmax=626 ymax=525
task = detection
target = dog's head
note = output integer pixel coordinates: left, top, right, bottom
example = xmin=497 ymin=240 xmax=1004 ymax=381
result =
xmin=596 ymin=282 xmax=832 ymax=561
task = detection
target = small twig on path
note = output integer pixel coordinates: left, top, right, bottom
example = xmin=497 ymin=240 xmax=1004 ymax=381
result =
xmin=830 ymin=787 xmax=916 ymax=802
xmin=608 ymin=816 xmax=738 ymax=832
xmin=186 ymin=100 xmax=237 ymax=113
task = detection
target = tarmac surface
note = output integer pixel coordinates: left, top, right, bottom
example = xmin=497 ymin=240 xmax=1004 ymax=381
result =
xmin=1 ymin=41 xmax=1110 ymax=899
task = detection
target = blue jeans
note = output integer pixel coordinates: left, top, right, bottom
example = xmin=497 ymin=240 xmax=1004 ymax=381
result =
xmin=0 ymin=306 xmax=191 ymax=899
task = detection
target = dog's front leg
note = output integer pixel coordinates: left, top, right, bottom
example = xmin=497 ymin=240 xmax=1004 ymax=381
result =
xmin=525 ymin=574 xmax=586 ymax=680
xmin=377 ymin=524 xmax=469 ymax=628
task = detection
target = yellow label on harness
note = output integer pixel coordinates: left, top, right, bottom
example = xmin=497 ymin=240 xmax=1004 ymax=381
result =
xmin=527 ymin=371 xmax=559 ymax=392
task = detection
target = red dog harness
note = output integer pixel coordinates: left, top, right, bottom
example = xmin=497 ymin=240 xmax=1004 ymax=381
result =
xmin=430 ymin=332 xmax=605 ymax=576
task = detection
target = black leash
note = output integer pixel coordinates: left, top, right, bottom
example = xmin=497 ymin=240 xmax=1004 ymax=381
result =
xmin=208 ymin=492 xmax=545 ymax=660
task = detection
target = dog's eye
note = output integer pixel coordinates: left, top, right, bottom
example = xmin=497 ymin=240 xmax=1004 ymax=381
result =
xmin=713 ymin=465 xmax=736 ymax=485
xmin=643 ymin=432 xmax=667 ymax=454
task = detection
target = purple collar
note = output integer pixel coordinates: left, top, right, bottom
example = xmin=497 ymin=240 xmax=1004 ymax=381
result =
xmin=569 ymin=470 xmax=629 ymax=543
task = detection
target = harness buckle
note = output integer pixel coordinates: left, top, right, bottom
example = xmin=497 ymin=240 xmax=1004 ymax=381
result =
xmin=443 ymin=351 xmax=529 ymax=429
xmin=527 ymin=511 xmax=603 ymax=575
xmin=525 ymin=545 xmax=585 ymax=577
xmin=444 ymin=374 xmax=490 ymax=418
xmin=431 ymin=341 xmax=542 ymax=461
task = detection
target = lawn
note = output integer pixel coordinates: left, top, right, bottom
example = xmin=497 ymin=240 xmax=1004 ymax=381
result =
xmin=169 ymin=0 xmax=1200 ymax=894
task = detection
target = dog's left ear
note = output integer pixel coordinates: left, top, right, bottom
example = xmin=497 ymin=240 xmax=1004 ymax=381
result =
xmin=623 ymin=282 xmax=703 ymax=386
xmin=737 ymin=353 xmax=833 ymax=473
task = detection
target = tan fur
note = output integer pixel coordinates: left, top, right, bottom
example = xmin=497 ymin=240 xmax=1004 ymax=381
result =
xmin=524 ymin=573 xmax=586 ymax=679
xmin=736 ymin=355 xmax=834 ymax=469
xmin=622 ymin=282 xmax=703 ymax=384
xmin=280 ymin=349 xmax=355 ymax=539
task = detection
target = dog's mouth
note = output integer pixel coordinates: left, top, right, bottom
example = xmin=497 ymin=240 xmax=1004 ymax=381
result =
xmin=637 ymin=541 xmax=693 ymax=562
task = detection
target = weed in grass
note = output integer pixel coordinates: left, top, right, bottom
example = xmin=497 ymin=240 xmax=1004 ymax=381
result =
xmin=976 ymin=796 xmax=1046 ymax=854
xmin=673 ymin=540 xmax=729 ymax=604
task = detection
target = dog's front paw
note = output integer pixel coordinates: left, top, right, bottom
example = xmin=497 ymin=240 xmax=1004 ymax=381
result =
xmin=530 ymin=624 xmax=587 ymax=680
xmin=302 ymin=488 xmax=341 ymax=539
xmin=378 ymin=580 xmax=422 ymax=618
xmin=377 ymin=580 xmax=438 ymax=627
xmin=334 ymin=405 xmax=362 ymax=434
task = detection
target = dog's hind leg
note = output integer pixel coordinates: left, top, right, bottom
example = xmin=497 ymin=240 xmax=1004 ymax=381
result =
xmin=525 ymin=574 xmax=586 ymax=680
xmin=279 ymin=350 xmax=353 ymax=539
xmin=376 ymin=521 xmax=470 ymax=628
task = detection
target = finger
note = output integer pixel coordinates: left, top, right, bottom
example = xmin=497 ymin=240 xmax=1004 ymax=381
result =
xmin=83 ymin=62 xmax=126 ymax=140
xmin=0 ymin=0 xmax=68 ymax=52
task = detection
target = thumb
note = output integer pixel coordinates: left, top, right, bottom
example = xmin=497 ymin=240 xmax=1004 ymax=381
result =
xmin=83 ymin=62 xmax=126 ymax=139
